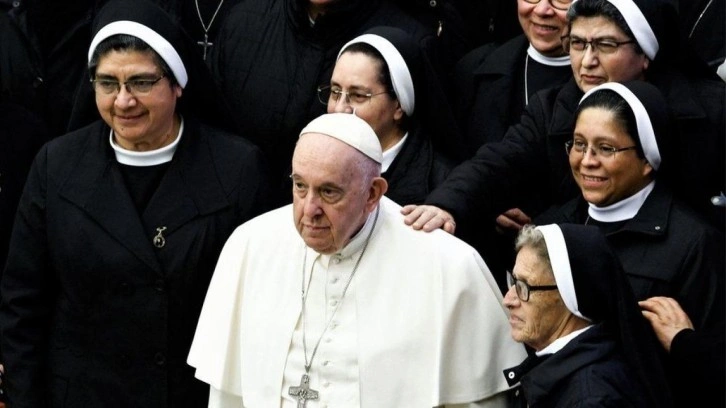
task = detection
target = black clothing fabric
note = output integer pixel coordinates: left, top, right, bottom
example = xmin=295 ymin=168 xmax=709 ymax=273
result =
xmin=386 ymin=0 xmax=520 ymax=85
xmin=510 ymin=324 xmax=657 ymax=408
xmin=538 ymin=183 xmax=724 ymax=330
xmin=0 ymin=2 xmax=98 ymax=135
xmin=118 ymin=161 xmax=172 ymax=213
xmin=537 ymin=184 xmax=725 ymax=407
xmin=453 ymin=35 xmax=572 ymax=154
xmin=669 ymin=322 xmax=726 ymax=406
xmin=0 ymin=119 xmax=272 ymax=407
xmin=679 ymin=0 xmax=725 ymax=74
xmin=0 ymin=101 xmax=50 ymax=272
xmin=209 ymin=0 xmax=431 ymax=203
xmin=383 ymin=122 xmax=454 ymax=206
xmin=426 ymin=72 xmax=725 ymax=237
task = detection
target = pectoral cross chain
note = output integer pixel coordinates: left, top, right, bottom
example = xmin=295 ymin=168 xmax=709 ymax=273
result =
xmin=288 ymin=373 xmax=319 ymax=408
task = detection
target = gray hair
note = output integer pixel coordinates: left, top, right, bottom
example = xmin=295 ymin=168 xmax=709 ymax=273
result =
xmin=515 ymin=225 xmax=554 ymax=277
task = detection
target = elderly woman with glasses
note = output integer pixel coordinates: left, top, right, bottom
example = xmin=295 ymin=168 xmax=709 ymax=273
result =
xmin=403 ymin=0 xmax=724 ymax=244
xmin=537 ymin=80 xmax=724 ymax=406
xmin=503 ymin=223 xmax=672 ymax=407
xmin=321 ymin=26 xmax=458 ymax=205
xmin=0 ymin=0 xmax=272 ymax=406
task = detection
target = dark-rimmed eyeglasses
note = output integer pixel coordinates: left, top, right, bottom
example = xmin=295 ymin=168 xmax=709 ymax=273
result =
xmin=561 ymin=35 xmax=637 ymax=54
xmin=91 ymin=75 xmax=166 ymax=96
xmin=565 ymin=140 xmax=637 ymax=158
xmin=506 ymin=270 xmax=558 ymax=302
xmin=317 ymin=85 xmax=389 ymax=106
xmin=522 ymin=0 xmax=572 ymax=11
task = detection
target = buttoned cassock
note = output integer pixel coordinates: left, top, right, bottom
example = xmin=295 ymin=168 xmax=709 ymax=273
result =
xmin=188 ymin=196 xmax=526 ymax=407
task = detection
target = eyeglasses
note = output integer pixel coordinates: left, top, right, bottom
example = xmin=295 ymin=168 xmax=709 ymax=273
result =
xmin=91 ymin=75 xmax=166 ymax=96
xmin=507 ymin=270 xmax=558 ymax=302
xmin=565 ymin=140 xmax=637 ymax=158
xmin=522 ymin=0 xmax=572 ymax=11
xmin=561 ymin=35 xmax=637 ymax=54
xmin=317 ymin=85 xmax=389 ymax=106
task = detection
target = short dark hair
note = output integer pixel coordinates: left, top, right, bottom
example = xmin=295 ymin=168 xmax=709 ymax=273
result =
xmin=575 ymin=89 xmax=646 ymax=160
xmin=340 ymin=43 xmax=395 ymax=97
xmin=88 ymin=34 xmax=177 ymax=86
xmin=340 ymin=42 xmax=409 ymax=130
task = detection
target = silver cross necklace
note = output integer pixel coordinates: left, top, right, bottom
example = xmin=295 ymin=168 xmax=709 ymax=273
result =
xmin=288 ymin=206 xmax=380 ymax=408
xmin=194 ymin=0 xmax=225 ymax=60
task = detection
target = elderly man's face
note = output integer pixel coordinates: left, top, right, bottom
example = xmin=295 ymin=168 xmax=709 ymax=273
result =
xmin=94 ymin=49 xmax=182 ymax=151
xmin=503 ymin=246 xmax=569 ymax=351
xmin=291 ymin=133 xmax=379 ymax=254
xmin=569 ymin=16 xmax=649 ymax=93
xmin=570 ymin=107 xmax=653 ymax=207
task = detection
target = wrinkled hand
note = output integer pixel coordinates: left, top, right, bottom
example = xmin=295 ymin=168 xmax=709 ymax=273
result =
xmin=639 ymin=296 xmax=694 ymax=352
xmin=495 ymin=208 xmax=532 ymax=234
xmin=401 ymin=205 xmax=456 ymax=234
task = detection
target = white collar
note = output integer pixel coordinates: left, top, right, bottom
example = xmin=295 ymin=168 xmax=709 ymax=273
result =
xmin=588 ymin=180 xmax=655 ymax=222
xmin=527 ymin=44 xmax=571 ymax=67
xmin=110 ymin=117 xmax=184 ymax=166
xmin=535 ymin=325 xmax=593 ymax=356
xmin=381 ymin=132 xmax=408 ymax=173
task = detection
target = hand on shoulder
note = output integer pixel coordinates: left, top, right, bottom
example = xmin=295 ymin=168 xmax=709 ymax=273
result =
xmin=401 ymin=204 xmax=456 ymax=234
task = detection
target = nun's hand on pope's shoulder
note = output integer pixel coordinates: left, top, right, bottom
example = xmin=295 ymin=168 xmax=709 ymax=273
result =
xmin=401 ymin=205 xmax=456 ymax=234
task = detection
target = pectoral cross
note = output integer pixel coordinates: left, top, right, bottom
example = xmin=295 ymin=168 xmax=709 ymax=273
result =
xmin=288 ymin=373 xmax=319 ymax=408
xmin=197 ymin=33 xmax=213 ymax=60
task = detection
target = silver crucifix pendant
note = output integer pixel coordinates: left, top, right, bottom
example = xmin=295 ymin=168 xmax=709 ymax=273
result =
xmin=197 ymin=33 xmax=213 ymax=60
xmin=288 ymin=373 xmax=319 ymax=408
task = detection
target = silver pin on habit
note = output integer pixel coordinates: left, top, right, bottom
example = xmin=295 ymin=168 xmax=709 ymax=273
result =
xmin=153 ymin=226 xmax=167 ymax=248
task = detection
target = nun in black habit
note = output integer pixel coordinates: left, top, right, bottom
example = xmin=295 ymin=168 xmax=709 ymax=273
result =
xmin=503 ymin=223 xmax=672 ymax=408
xmin=0 ymin=0 xmax=272 ymax=406
xmin=329 ymin=26 xmax=459 ymax=205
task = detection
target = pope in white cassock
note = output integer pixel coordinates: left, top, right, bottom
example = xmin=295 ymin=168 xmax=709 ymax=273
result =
xmin=188 ymin=113 xmax=526 ymax=407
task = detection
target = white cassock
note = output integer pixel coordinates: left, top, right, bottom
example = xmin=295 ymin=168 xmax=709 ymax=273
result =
xmin=188 ymin=197 xmax=526 ymax=407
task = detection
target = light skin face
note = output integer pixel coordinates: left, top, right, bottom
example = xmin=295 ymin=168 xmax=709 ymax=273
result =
xmin=329 ymin=51 xmax=404 ymax=151
xmin=291 ymin=133 xmax=387 ymax=254
xmin=570 ymin=107 xmax=653 ymax=207
xmin=569 ymin=16 xmax=650 ymax=92
xmin=503 ymin=246 xmax=573 ymax=351
xmin=94 ymin=49 xmax=182 ymax=152
xmin=518 ymin=0 xmax=571 ymax=57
